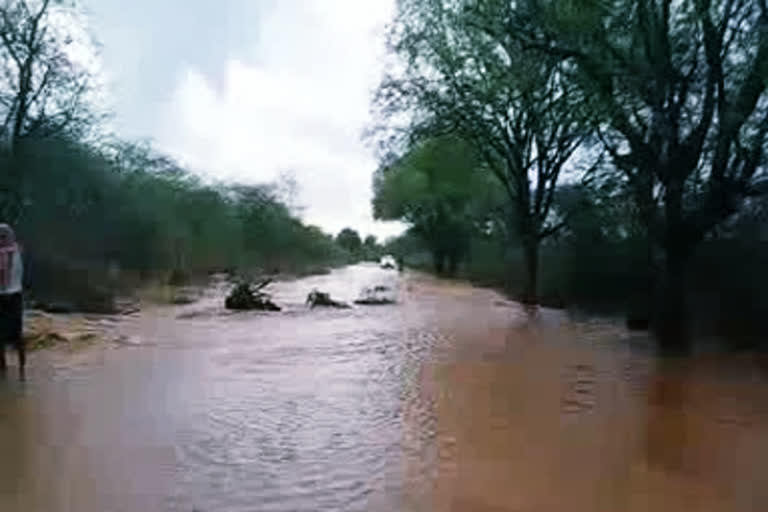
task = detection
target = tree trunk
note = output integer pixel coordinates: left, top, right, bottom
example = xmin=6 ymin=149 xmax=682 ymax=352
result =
xmin=432 ymin=250 xmax=445 ymax=275
xmin=655 ymin=180 xmax=692 ymax=354
xmin=655 ymin=244 xmax=690 ymax=354
xmin=446 ymin=252 xmax=458 ymax=276
xmin=627 ymin=227 xmax=655 ymax=330
xmin=639 ymin=171 xmax=656 ymax=326
xmin=522 ymin=238 xmax=539 ymax=305
xmin=1 ymin=150 xmax=24 ymax=224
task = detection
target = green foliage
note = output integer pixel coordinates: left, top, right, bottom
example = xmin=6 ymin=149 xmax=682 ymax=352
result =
xmin=376 ymin=0 xmax=768 ymax=344
xmin=0 ymin=0 xmax=347 ymax=308
xmin=373 ymin=136 xmax=498 ymax=274
xmin=2 ymin=137 xmax=345 ymax=306
xmin=361 ymin=234 xmax=383 ymax=261
xmin=383 ymin=230 xmax=426 ymax=261
xmin=511 ymin=0 xmax=768 ymax=343
xmin=390 ymin=185 xmax=768 ymax=342
xmin=336 ymin=227 xmax=363 ymax=256
xmin=375 ymin=0 xmax=594 ymax=295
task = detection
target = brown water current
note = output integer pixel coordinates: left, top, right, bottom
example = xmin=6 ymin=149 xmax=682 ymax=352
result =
xmin=1 ymin=263 xmax=767 ymax=511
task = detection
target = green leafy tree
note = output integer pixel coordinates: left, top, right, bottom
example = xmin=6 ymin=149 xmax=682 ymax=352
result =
xmin=373 ymin=136 xmax=496 ymax=275
xmin=336 ymin=227 xmax=363 ymax=256
xmin=6 ymin=136 xmax=346 ymax=307
xmin=0 ymin=0 xmax=98 ymax=148
xmin=362 ymin=234 xmax=381 ymax=261
xmin=509 ymin=0 xmax=768 ymax=345
xmin=374 ymin=0 xmax=592 ymax=301
xmin=0 ymin=0 xmax=101 ymax=222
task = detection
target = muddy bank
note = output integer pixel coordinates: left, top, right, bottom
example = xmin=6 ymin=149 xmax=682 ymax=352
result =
xmin=21 ymin=280 xmax=208 ymax=354
xmin=22 ymin=309 xmax=137 ymax=352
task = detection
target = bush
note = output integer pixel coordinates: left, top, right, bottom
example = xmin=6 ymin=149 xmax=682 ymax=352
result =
xmin=2 ymin=137 xmax=345 ymax=310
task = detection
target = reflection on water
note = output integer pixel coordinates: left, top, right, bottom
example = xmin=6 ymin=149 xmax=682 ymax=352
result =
xmin=1 ymin=264 xmax=767 ymax=511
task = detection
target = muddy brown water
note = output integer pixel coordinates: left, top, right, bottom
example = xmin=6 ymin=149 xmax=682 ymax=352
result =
xmin=1 ymin=263 xmax=768 ymax=511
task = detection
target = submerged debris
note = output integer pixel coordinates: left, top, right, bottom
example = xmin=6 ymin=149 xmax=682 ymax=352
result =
xmin=354 ymin=285 xmax=397 ymax=305
xmin=168 ymin=286 xmax=201 ymax=305
xmin=306 ymin=289 xmax=350 ymax=309
xmin=225 ymin=279 xmax=281 ymax=311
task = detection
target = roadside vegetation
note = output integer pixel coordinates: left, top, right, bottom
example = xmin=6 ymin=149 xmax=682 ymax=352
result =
xmin=373 ymin=0 xmax=768 ymax=350
xmin=0 ymin=0 xmax=351 ymax=312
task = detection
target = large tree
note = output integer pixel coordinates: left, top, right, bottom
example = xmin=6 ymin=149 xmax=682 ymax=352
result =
xmin=362 ymin=234 xmax=381 ymax=261
xmin=336 ymin=227 xmax=363 ymax=256
xmin=373 ymin=136 xmax=496 ymax=275
xmin=0 ymin=0 xmax=100 ymax=222
xmin=0 ymin=0 xmax=97 ymax=148
xmin=507 ymin=0 xmax=768 ymax=345
xmin=374 ymin=0 xmax=592 ymax=303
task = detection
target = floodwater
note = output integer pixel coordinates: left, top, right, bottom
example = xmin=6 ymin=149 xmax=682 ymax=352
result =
xmin=1 ymin=263 xmax=768 ymax=511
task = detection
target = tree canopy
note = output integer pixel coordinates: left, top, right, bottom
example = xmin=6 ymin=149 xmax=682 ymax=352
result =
xmin=373 ymin=136 xmax=498 ymax=274
xmin=336 ymin=228 xmax=363 ymax=255
xmin=503 ymin=0 xmax=768 ymax=341
xmin=374 ymin=0 xmax=594 ymax=299
xmin=373 ymin=0 xmax=768 ymax=345
xmin=0 ymin=0 xmax=99 ymax=149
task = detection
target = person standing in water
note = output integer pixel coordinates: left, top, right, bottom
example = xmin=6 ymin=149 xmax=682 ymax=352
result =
xmin=0 ymin=224 xmax=24 ymax=379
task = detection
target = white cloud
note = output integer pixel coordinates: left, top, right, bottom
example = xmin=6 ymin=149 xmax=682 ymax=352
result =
xmin=135 ymin=0 xmax=406 ymax=239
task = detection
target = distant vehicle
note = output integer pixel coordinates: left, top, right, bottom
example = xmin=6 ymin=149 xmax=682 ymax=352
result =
xmin=379 ymin=255 xmax=397 ymax=269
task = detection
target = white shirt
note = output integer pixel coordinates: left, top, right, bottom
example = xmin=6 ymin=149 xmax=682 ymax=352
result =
xmin=0 ymin=251 xmax=23 ymax=294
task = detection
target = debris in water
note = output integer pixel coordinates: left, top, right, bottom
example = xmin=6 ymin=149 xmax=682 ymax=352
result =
xmin=354 ymin=285 xmax=397 ymax=305
xmin=113 ymin=335 xmax=144 ymax=346
xmin=306 ymin=289 xmax=351 ymax=309
xmin=224 ymin=279 xmax=281 ymax=311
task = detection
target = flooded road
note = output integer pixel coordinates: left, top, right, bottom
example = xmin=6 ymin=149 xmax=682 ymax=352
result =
xmin=1 ymin=263 xmax=768 ymax=511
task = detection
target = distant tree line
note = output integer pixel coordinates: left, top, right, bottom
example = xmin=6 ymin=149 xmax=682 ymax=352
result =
xmin=0 ymin=0 xmax=348 ymax=309
xmin=1 ymin=136 xmax=349 ymax=309
xmin=372 ymin=0 xmax=768 ymax=350
xmin=335 ymin=228 xmax=384 ymax=262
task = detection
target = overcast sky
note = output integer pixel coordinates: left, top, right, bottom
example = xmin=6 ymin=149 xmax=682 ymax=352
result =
xmin=87 ymin=0 xmax=405 ymax=240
